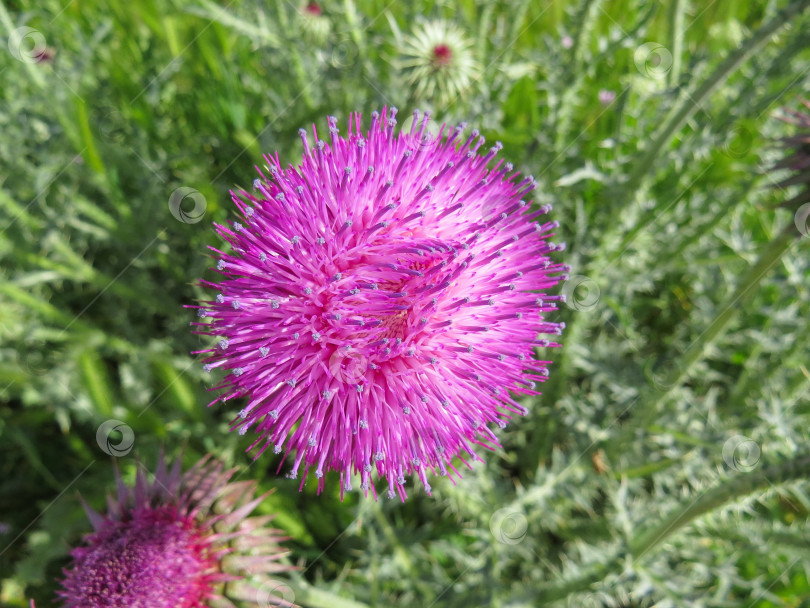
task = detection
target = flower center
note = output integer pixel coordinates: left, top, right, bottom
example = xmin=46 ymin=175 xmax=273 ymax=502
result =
xmin=431 ymin=44 xmax=453 ymax=67
xmin=61 ymin=506 xmax=213 ymax=608
xmin=304 ymin=1 xmax=322 ymax=16
xmin=315 ymin=236 xmax=461 ymax=375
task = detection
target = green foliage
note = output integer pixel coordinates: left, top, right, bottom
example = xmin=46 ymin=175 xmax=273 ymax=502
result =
xmin=1 ymin=0 xmax=809 ymax=606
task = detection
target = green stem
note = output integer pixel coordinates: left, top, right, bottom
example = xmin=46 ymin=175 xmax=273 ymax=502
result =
xmin=612 ymin=223 xmax=799 ymax=439
xmin=612 ymin=457 xmax=681 ymax=479
xmin=560 ymin=10 xmax=803 ymax=401
xmin=0 ymin=1 xmax=46 ymax=89
xmin=631 ymin=454 xmax=810 ymax=557
xmin=558 ymin=208 xmax=797 ymax=468
xmin=623 ymin=0 xmax=810 ymax=196
xmin=656 ymin=223 xmax=797 ymax=392
xmin=553 ymin=0 xmax=604 ymax=153
xmin=784 ymin=364 xmax=810 ymax=405
xmin=665 ymin=176 xmax=762 ymax=263
xmin=730 ymin=309 xmax=810 ymax=404
xmin=497 ymin=0 xmax=530 ymax=68
xmin=568 ymin=0 xmax=603 ymax=69
xmin=0 ymin=283 xmax=135 ymax=354
xmin=667 ymin=0 xmax=686 ymax=87
xmin=293 ymin=580 xmax=371 ymax=608
xmin=646 ymin=426 xmax=715 ymax=448
xmin=74 ymin=97 xmax=106 ymax=175
xmin=370 ymin=501 xmax=435 ymax=599
xmin=531 ymin=453 xmax=810 ymax=602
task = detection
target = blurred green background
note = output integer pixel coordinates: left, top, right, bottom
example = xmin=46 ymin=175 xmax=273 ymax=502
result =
xmin=1 ymin=0 xmax=810 ymax=606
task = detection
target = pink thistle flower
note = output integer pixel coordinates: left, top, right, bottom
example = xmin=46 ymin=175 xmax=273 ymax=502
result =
xmin=59 ymin=455 xmax=291 ymax=608
xmin=193 ymin=108 xmax=566 ymax=500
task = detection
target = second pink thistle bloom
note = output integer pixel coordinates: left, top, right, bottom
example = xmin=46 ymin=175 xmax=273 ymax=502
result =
xmin=195 ymin=108 xmax=566 ymax=499
xmin=59 ymin=456 xmax=290 ymax=608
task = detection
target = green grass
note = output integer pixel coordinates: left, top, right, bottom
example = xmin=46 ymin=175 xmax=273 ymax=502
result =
xmin=1 ymin=0 xmax=810 ymax=606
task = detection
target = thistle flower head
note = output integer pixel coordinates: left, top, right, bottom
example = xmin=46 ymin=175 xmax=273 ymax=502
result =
xmin=774 ymin=99 xmax=810 ymax=210
xmin=398 ymin=20 xmax=481 ymax=105
xmin=59 ymin=455 xmax=290 ymax=608
xmin=194 ymin=108 xmax=565 ymax=500
xmin=297 ymin=1 xmax=330 ymax=45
